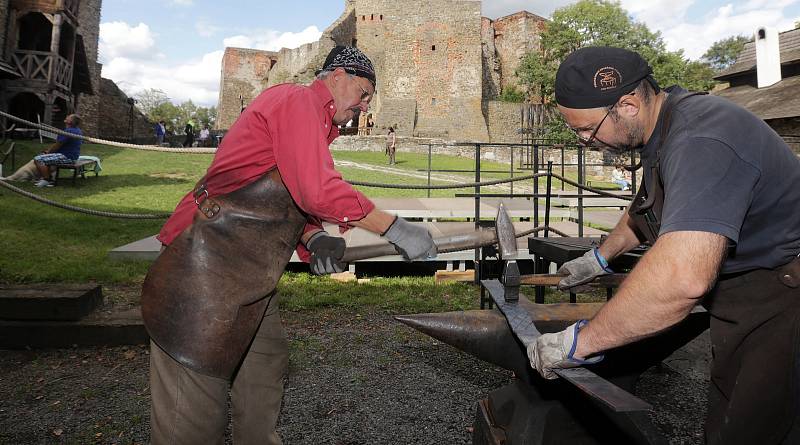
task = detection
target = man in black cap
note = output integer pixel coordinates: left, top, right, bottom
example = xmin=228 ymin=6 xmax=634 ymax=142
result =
xmin=527 ymin=46 xmax=800 ymax=444
xmin=144 ymin=45 xmax=436 ymax=444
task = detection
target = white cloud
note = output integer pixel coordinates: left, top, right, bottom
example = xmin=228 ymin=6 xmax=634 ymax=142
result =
xmin=99 ymin=22 xmax=158 ymax=61
xmin=222 ymin=26 xmax=322 ymax=52
xmin=195 ymin=20 xmax=222 ymax=38
xmin=624 ymin=0 xmax=800 ymax=59
xmin=99 ymin=21 xmax=323 ymax=108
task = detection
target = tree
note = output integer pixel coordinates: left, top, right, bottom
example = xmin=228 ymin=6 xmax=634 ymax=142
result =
xmin=515 ymin=0 xmax=718 ymax=139
xmin=702 ymin=35 xmax=750 ymax=71
xmin=517 ymin=0 xmax=717 ymax=97
xmin=134 ymin=89 xmax=170 ymax=118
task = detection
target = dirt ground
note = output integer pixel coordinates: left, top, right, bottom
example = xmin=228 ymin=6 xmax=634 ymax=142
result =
xmin=0 ymin=307 xmax=706 ymax=444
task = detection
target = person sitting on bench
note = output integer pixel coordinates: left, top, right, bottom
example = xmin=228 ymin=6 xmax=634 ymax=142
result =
xmin=33 ymin=114 xmax=82 ymax=187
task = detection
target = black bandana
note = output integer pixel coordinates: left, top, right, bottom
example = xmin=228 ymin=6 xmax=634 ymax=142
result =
xmin=317 ymin=46 xmax=376 ymax=87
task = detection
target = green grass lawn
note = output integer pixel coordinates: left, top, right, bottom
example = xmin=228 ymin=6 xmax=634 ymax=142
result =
xmin=0 ymin=140 xmax=606 ymax=308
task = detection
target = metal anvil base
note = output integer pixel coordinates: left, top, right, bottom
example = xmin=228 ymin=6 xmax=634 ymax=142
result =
xmin=397 ymin=302 xmax=709 ymax=444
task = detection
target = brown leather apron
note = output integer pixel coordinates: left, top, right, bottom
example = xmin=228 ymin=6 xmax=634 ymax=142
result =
xmin=141 ymin=169 xmax=306 ymax=379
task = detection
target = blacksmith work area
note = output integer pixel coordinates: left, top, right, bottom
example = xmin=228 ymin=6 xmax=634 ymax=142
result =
xmin=2 ymin=1 xmax=800 ymax=444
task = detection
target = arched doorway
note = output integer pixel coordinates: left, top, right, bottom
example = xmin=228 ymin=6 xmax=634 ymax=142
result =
xmin=9 ymin=92 xmax=45 ymax=123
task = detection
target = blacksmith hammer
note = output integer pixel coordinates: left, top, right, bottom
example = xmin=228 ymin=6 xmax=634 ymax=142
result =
xmin=496 ymin=202 xmax=521 ymax=302
xmin=341 ymin=204 xmax=518 ymax=263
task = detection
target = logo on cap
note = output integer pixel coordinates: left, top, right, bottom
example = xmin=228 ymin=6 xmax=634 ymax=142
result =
xmin=593 ymin=67 xmax=622 ymax=91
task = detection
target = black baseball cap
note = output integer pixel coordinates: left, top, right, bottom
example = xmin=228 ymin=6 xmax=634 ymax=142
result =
xmin=555 ymin=46 xmax=659 ymax=109
xmin=316 ymin=46 xmax=376 ymax=87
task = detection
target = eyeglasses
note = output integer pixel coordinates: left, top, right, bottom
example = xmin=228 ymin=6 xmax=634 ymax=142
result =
xmin=567 ymin=103 xmax=615 ymax=147
xmin=350 ymin=75 xmax=373 ymax=103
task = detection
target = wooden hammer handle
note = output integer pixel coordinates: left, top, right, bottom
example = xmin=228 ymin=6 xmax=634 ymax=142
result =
xmin=520 ymin=273 xmax=628 ymax=287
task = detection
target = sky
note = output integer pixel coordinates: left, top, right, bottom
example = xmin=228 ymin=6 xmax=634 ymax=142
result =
xmin=99 ymin=0 xmax=800 ymax=107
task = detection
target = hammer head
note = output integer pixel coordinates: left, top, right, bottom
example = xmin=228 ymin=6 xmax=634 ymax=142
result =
xmin=496 ymin=202 xmax=517 ymax=259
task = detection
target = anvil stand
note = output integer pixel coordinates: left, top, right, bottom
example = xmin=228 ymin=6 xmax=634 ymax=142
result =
xmin=472 ymin=278 xmax=709 ymax=445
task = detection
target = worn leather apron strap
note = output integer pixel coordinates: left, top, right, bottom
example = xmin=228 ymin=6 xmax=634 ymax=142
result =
xmin=628 ymin=91 xmax=707 ymax=244
xmin=141 ymin=168 xmax=306 ymax=379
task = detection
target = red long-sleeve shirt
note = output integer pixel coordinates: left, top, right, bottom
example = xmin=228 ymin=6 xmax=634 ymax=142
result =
xmin=157 ymin=80 xmax=375 ymax=260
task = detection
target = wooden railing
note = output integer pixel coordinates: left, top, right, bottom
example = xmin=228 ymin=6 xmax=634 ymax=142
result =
xmin=10 ymin=0 xmax=80 ymax=18
xmin=11 ymin=50 xmax=73 ymax=90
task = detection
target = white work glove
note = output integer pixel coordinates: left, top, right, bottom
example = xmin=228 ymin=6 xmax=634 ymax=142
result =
xmin=557 ymin=248 xmax=613 ymax=291
xmin=527 ymin=320 xmax=604 ymax=380
xmin=381 ymin=217 xmax=437 ymax=261
xmin=306 ymin=231 xmax=347 ymax=275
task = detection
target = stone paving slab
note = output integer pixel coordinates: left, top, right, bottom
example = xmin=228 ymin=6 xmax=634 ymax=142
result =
xmin=0 ymin=284 xmax=102 ymax=321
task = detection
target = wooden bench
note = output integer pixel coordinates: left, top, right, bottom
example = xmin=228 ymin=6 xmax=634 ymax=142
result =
xmin=55 ymin=159 xmax=98 ymax=185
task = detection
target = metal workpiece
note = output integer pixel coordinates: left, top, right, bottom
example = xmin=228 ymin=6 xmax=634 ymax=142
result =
xmin=495 ymin=202 xmax=518 ymax=260
xmin=398 ymin=280 xmax=710 ymax=444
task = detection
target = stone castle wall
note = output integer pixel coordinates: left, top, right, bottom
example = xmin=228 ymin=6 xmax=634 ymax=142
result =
xmin=216 ymin=48 xmax=277 ymax=130
xmin=98 ymin=78 xmax=154 ymax=141
xmin=217 ymin=1 xmax=546 ymax=143
xmin=484 ymin=100 xmax=521 ymax=143
xmin=354 ymin=0 xmax=488 ymax=141
xmin=75 ymin=0 xmax=102 ymax=137
xmin=491 ymin=12 xmax=546 ymax=93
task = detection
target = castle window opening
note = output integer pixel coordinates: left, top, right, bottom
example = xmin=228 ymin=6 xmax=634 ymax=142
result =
xmin=431 ymin=45 xmax=436 ymax=51
xmin=371 ymin=14 xmax=374 ymax=20
xmin=362 ymin=15 xmax=366 ymax=21
xmin=17 ymin=13 xmax=53 ymax=52
xmin=380 ymin=15 xmax=383 ymax=20
xmin=431 ymin=98 xmax=437 ymax=105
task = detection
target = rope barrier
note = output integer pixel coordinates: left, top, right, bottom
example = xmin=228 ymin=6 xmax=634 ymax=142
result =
xmin=0 ymin=110 xmax=216 ymax=154
xmin=350 ymin=173 xmax=548 ymax=189
xmin=0 ymin=179 xmax=172 ymax=219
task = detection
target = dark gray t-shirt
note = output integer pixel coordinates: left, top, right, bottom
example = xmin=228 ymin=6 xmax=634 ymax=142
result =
xmin=640 ymin=86 xmax=800 ymax=273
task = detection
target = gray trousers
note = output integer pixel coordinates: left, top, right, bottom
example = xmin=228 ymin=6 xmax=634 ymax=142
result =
xmin=149 ymin=295 xmax=287 ymax=445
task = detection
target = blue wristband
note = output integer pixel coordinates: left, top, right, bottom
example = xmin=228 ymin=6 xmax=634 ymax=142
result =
xmin=567 ymin=319 xmax=604 ymax=364
xmin=593 ymin=248 xmax=614 ymax=273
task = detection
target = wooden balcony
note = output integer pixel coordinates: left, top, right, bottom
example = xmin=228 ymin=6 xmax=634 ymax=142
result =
xmin=10 ymin=0 xmax=80 ymax=19
xmin=11 ymin=50 xmax=73 ymax=90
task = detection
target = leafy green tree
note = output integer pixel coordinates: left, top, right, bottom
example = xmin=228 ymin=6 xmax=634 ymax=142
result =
xmin=515 ymin=0 xmax=717 ymax=140
xmin=702 ymin=35 xmax=750 ymax=71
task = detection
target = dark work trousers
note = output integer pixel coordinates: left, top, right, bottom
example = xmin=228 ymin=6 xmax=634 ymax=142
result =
xmin=149 ymin=293 xmax=287 ymax=445
xmin=704 ymin=267 xmax=800 ymax=444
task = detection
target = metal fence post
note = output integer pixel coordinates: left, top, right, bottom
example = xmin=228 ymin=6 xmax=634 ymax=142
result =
xmin=427 ymin=143 xmax=432 ymax=198
xmin=577 ymin=144 xmax=584 ymax=238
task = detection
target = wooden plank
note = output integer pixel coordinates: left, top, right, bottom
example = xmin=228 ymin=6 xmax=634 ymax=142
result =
xmin=0 ymin=284 xmax=103 ymax=321
xmin=435 ymin=269 xmax=474 ymax=283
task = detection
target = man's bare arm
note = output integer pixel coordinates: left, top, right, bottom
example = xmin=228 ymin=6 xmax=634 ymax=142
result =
xmin=597 ymin=212 xmax=644 ymax=261
xmin=349 ymin=208 xmax=395 ymax=234
xmin=575 ymin=230 xmax=726 ymax=357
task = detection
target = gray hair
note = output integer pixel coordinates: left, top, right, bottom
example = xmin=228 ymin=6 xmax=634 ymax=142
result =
xmin=316 ymin=69 xmax=335 ymax=80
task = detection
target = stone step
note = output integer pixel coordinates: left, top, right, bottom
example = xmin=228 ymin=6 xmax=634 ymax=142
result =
xmin=0 ymin=305 xmax=147 ymax=349
xmin=0 ymin=284 xmax=103 ymax=321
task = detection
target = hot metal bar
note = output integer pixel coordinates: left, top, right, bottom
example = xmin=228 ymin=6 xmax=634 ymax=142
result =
xmin=482 ymin=279 xmax=652 ymax=413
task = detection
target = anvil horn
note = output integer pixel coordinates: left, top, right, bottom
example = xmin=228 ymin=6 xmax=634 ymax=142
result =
xmin=395 ymin=310 xmax=534 ymax=379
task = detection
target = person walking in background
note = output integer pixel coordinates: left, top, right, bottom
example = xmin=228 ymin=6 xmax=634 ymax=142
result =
xmin=386 ymin=126 xmax=396 ymax=165
xmin=154 ymin=120 xmax=166 ymax=145
xmin=182 ymin=120 xmax=194 ymax=147
xmin=198 ymin=125 xmax=210 ymax=147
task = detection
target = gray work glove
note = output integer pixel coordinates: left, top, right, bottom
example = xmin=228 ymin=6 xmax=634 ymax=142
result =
xmin=381 ymin=217 xmax=437 ymax=261
xmin=306 ymin=231 xmax=347 ymax=275
xmin=557 ymin=248 xmax=613 ymax=291
xmin=527 ymin=320 xmax=603 ymax=380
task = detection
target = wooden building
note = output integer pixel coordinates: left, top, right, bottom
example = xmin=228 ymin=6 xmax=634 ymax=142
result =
xmin=714 ymin=27 xmax=800 ymax=152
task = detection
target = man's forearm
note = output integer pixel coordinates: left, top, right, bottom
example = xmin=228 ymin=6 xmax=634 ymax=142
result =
xmin=597 ymin=212 xmax=642 ymax=261
xmin=349 ymin=208 xmax=396 ymax=235
xmin=575 ymin=231 xmax=726 ymax=358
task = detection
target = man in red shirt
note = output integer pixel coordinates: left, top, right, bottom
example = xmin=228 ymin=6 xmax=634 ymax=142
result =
xmin=142 ymin=46 xmax=436 ymax=444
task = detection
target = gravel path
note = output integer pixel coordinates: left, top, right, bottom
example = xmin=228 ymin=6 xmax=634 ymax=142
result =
xmin=0 ymin=307 xmax=706 ymax=444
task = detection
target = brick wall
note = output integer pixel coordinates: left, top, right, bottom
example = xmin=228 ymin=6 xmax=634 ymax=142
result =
xmin=216 ymin=48 xmax=277 ymax=130
xmin=74 ymin=0 xmax=102 ymax=137
xmin=491 ymin=12 xmax=546 ymax=92
xmin=485 ymin=100 xmax=520 ymax=143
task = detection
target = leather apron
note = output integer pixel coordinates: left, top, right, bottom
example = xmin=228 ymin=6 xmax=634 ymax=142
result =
xmin=141 ymin=169 xmax=306 ymax=379
xmin=628 ymin=91 xmax=706 ymax=243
